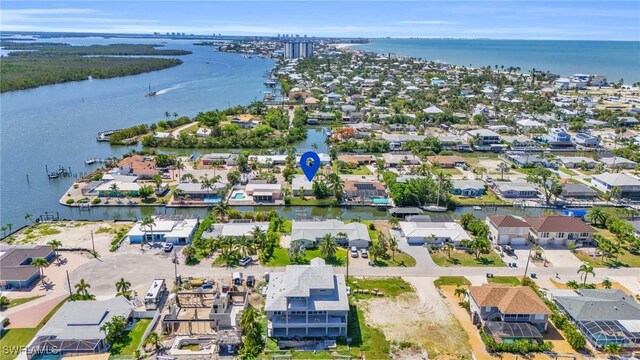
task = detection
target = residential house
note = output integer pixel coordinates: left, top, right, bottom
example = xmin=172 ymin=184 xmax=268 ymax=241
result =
xmin=201 ymin=153 xmax=238 ymax=166
xmin=560 ymin=183 xmax=599 ymax=200
xmin=467 ymin=129 xmax=501 ymax=151
xmin=94 ymin=180 xmax=141 ymax=198
xmin=381 ymin=133 xmax=428 ymax=151
xmin=572 ymin=133 xmax=601 ymax=148
xmin=337 ymin=154 xmax=376 ymax=166
xmin=546 ymin=128 xmax=574 ymax=148
xmin=343 ymin=180 xmax=389 ymax=205
xmin=552 ymin=289 xmax=640 ymax=349
xmin=291 ymin=175 xmax=314 ymax=196
xmin=502 ymin=136 xmax=540 ymax=151
xmin=493 ymin=181 xmax=540 ymax=198
xmin=245 ymin=181 xmax=283 ymax=202
xmin=118 ymin=154 xmax=159 ymax=179
xmin=523 ymin=215 xmax=595 ymax=246
xmin=195 ymin=127 xmax=212 ymax=137
xmin=426 ymin=155 xmax=467 ymax=169
xmin=174 ymin=182 xmax=226 ymax=202
xmin=600 ymin=156 xmax=637 ymax=170
xmin=125 ymin=215 xmax=199 ymax=245
xmin=26 ymin=297 xmax=134 ymax=357
xmin=291 ymin=220 xmax=370 ymax=248
xmin=556 ymin=156 xmax=598 ymax=169
xmin=468 ymin=285 xmax=550 ymax=344
xmin=231 ymin=114 xmax=260 ymax=128
xmin=505 ymin=152 xmax=552 ymax=168
xmin=486 ymin=215 xmax=531 ymax=245
xmin=516 ymin=119 xmax=545 ymax=131
xmin=591 ymin=173 xmax=640 ymax=200
xmin=450 ymin=180 xmax=485 ymax=197
xmin=438 ymin=135 xmax=469 ymax=151
xmin=265 ymin=258 xmax=349 ymax=339
xmin=203 ymin=221 xmax=269 ymax=239
xmin=423 ymin=106 xmax=444 ymax=115
xmin=382 ymin=153 xmax=421 ymax=167
xmin=309 ymin=112 xmax=336 ymax=122
xmin=398 ymin=221 xmax=471 ymax=246
xmin=0 ymin=245 xmax=55 ymax=289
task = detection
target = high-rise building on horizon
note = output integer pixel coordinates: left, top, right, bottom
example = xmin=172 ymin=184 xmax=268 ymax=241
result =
xmin=284 ymin=41 xmax=313 ymax=59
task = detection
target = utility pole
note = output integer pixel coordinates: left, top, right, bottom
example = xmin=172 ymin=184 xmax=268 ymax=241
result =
xmin=523 ymin=242 xmax=534 ymax=279
xmin=173 ymin=249 xmax=178 ymax=283
xmin=66 ymin=270 xmax=72 ymax=297
xmin=90 ymin=230 xmax=96 ymax=255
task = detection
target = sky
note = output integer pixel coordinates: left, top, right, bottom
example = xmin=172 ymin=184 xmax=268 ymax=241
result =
xmin=1 ymin=1 xmax=639 ymax=41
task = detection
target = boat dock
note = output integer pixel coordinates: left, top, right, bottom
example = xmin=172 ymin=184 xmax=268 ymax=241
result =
xmin=96 ymin=129 xmax=123 ymax=142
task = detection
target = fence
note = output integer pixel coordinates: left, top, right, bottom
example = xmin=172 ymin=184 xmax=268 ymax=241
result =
xmin=137 ymin=310 xmax=162 ymax=352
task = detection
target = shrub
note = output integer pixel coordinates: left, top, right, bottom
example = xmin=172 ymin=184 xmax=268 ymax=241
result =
xmin=368 ymin=223 xmax=376 ymax=230
xmin=66 ymin=198 xmax=75 ymax=204
xmin=91 ymin=198 xmax=102 ymax=205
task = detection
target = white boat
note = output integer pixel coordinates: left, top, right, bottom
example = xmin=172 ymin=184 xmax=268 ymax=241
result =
xmin=422 ymin=205 xmax=447 ymax=212
xmin=473 ymin=206 xmax=482 ymax=211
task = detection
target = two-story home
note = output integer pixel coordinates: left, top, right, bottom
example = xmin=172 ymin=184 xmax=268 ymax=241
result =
xmin=523 ymin=215 xmax=595 ymax=246
xmin=486 ymin=215 xmax=531 ymax=245
xmin=468 ymin=285 xmax=550 ymax=345
xmin=467 ymin=129 xmax=501 ymax=151
xmin=591 ymin=173 xmax=640 ymax=201
xmin=265 ymin=258 xmax=349 ymax=339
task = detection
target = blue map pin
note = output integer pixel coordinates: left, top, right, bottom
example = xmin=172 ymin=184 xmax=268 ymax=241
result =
xmin=300 ymin=151 xmax=321 ymax=181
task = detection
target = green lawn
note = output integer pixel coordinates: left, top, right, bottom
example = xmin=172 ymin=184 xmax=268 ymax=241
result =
xmin=573 ymin=248 xmax=640 ymax=268
xmin=558 ymin=167 xmax=577 ymax=176
xmin=110 ymin=319 xmax=151 ymax=355
xmin=288 ymin=197 xmax=336 ymax=206
xmin=347 ymin=277 xmax=414 ymax=298
xmin=453 ymin=192 xmax=508 ymax=205
xmin=0 ymin=297 xmax=67 ymax=360
xmin=265 ymin=247 xmax=348 ymax=266
xmin=431 ymin=250 xmax=506 ymax=267
xmin=365 ymin=223 xmax=416 ymax=267
xmin=487 ymin=276 xmax=522 ymax=286
xmin=436 ymin=168 xmax=461 ymax=175
xmin=433 ymin=276 xmax=471 ymax=288
xmin=333 ymin=163 xmax=372 ymax=175
xmin=4 ymin=295 xmax=44 ymax=309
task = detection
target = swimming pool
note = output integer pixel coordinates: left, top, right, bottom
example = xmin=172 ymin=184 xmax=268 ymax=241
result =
xmin=232 ymin=193 xmax=246 ymax=200
xmin=371 ymin=197 xmax=390 ymax=204
xmin=203 ymin=196 xmax=222 ymax=204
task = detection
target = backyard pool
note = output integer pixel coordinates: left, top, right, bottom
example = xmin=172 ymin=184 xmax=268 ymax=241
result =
xmin=371 ymin=197 xmax=390 ymax=205
xmin=232 ymin=193 xmax=246 ymax=200
xmin=203 ymin=196 xmax=222 ymax=204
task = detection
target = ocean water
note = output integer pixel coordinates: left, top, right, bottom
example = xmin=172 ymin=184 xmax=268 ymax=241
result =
xmin=354 ymin=38 xmax=640 ymax=83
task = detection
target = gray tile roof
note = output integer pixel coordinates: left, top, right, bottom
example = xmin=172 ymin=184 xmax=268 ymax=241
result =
xmin=291 ymin=220 xmax=370 ymax=244
xmin=554 ymin=289 xmax=640 ymax=322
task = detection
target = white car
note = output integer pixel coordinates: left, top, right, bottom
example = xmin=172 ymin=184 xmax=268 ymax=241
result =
xmin=239 ymin=256 xmax=252 ymax=267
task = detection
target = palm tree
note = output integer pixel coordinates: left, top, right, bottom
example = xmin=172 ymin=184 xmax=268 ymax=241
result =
xmin=32 ymin=258 xmax=49 ymax=280
xmin=454 ymin=286 xmax=467 ymax=301
xmin=237 ymin=235 xmax=254 ymax=256
xmin=0 ymin=296 xmax=10 ymax=310
xmin=388 ymin=236 xmax=398 ymax=260
xmin=287 ymin=242 xmax=306 ymax=263
xmin=470 ymin=236 xmax=490 ymax=260
xmin=240 ymin=306 xmax=260 ymax=331
xmin=496 ymin=162 xmax=510 ymax=181
xmin=140 ymin=216 xmax=156 ymax=246
xmin=444 ymin=242 xmax=454 ymax=260
xmin=319 ymin=234 xmax=338 ymax=259
xmin=609 ymin=186 xmax=622 ymax=202
xmin=251 ymin=226 xmax=267 ymax=252
xmin=115 ymin=278 xmax=131 ymax=298
xmin=326 ymin=173 xmax=344 ymax=201
xmin=1 ymin=225 xmax=6 ymax=237
xmin=6 ymin=223 xmax=12 ymax=234
xmin=74 ymin=279 xmax=91 ymax=296
xmin=601 ymin=279 xmax=612 ymax=289
xmin=24 ymin=213 xmax=35 ymax=224
xmin=182 ymin=245 xmax=196 ymax=262
xmin=388 ymin=217 xmax=399 ymax=229
xmin=577 ymin=263 xmax=595 ymax=285
xmin=109 ymin=183 xmax=120 ymax=196
xmin=144 ymin=332 xmax=163 ymax=352
xmin=48 ymin=239 xmax=62 ymax=260
xmin=566 ymin=280 xmax=580 ymax=289
xmin=213 ymin=203 xmax=230 ymax=222
xmin=587 ymin=206 xmax=608 ymax=228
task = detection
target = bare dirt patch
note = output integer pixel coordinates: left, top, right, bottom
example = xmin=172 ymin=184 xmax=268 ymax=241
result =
xmin=362 ymin=277 xmax=471 ymax=359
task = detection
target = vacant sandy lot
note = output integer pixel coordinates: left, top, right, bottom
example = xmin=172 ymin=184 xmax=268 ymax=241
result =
xmin=11 ymin=221 xmax=133 ymax=255
xmin=362 ymin=277 xmax=471 ymax=359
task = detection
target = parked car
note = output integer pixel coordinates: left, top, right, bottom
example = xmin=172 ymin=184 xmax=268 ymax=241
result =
xmin=246 ymin=275 xmax=255 ymax=287
xmin=360 ymin=249 xmax=368 ymax=258
xmin=239 ymin=256 xmax=252 ymax=267
xmin=350 ymin=246 xmax=359 ymax=258
xmin=233 ymin=272 xmax=243 ymax=285
xmin=163 ymin=243 xmax=174 ymax=252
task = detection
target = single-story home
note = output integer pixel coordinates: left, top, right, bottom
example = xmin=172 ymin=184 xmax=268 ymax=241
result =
xmin=427 ymin=155 xmax=467 ymax=169
xmin=337 ymin=154 xmax=376 ymax=165
xmin=203 ymin=221 xmax=269 ymax=239
xmin=0 ymin=245 xmax=55 ymax=289
xmin=600 ymin=156 xmax=637 ymax=170
xmin=126 ymin=215 xmax=199 ymax=245
xmin=382 ymin=153 xmax=421 ymax=167
xmin=245 ymin=182 xmax=283 ymax=202
xmin=291 ymin=175 xmax=314 ymax=196
xmin=556 ymin=156 xmax=598 ymax=169
xmin=175 ymin=182 xmax=227 ymax=202
xmin=591 ymin=173 xmax=640 ymax=201
xmin=560 ymin=183 xmax=599 ymax=200
xmin=450 ymin=180 xmax=485 ymax=197
xmin=291 ymin=220 xmax=370 ymax=248
xmin=398 ymin=221 xmax=471 ymax=246
xmin=95 ymin=180 xmax=141 ymax=197
xmin=493 ymin=181 xmax=540 ymax=198
xmin=201 ymin=153 xmax=238 ymax=166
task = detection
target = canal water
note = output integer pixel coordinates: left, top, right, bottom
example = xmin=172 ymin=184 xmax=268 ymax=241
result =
xmin=1 ymin=36 xmax=558 ymax=228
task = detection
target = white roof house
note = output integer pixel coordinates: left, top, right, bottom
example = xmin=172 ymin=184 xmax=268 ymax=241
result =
xmin=291 ymin=175 xmax=314 ymax=195
xmin=591 ymin=173 xmax=640 ymax=197
xmin=126 ymin=215 xmax=199 ymax=244
xmin=203 ymin=221 xmax=269 ymax=238
xmin=423 ymin=106 xmax=444 ymax=114
xmin=291 ymin=220 xmax=370 ymax=248
xmin=95 ymin=180 xmax=141 ymax=193
xmin=399 ymin=221 xmax=472 ymax=245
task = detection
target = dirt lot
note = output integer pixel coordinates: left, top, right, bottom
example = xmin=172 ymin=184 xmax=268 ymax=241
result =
xmin=10 ymin=221 xmax=133 ymax=255
xmin=361 ymin=277 xmax=471 ymax=359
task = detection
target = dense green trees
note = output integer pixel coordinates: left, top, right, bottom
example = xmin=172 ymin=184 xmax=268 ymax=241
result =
xmin=387 ymin=176 xmax=454 ymax=208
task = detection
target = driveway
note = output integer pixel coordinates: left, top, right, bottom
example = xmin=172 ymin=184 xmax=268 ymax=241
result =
xmin=500 ymin=245 xmax=539 ymax=269
xmin=390 ymin=229 xmax=436 ymax=269
xmin=542 ymin=247 xmax=585 ymax=268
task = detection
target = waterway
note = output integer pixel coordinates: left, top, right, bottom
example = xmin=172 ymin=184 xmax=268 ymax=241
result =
xmin=0 ymin=37 xmax=275 ymax=228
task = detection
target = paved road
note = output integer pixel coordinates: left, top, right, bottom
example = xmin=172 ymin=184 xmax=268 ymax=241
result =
xmin=68 ymin=252 xmax=640 ymax=297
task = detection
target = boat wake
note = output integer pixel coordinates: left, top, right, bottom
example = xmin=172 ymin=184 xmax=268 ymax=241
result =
xmin=155 ymin=84 xmax=183 ymax=95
